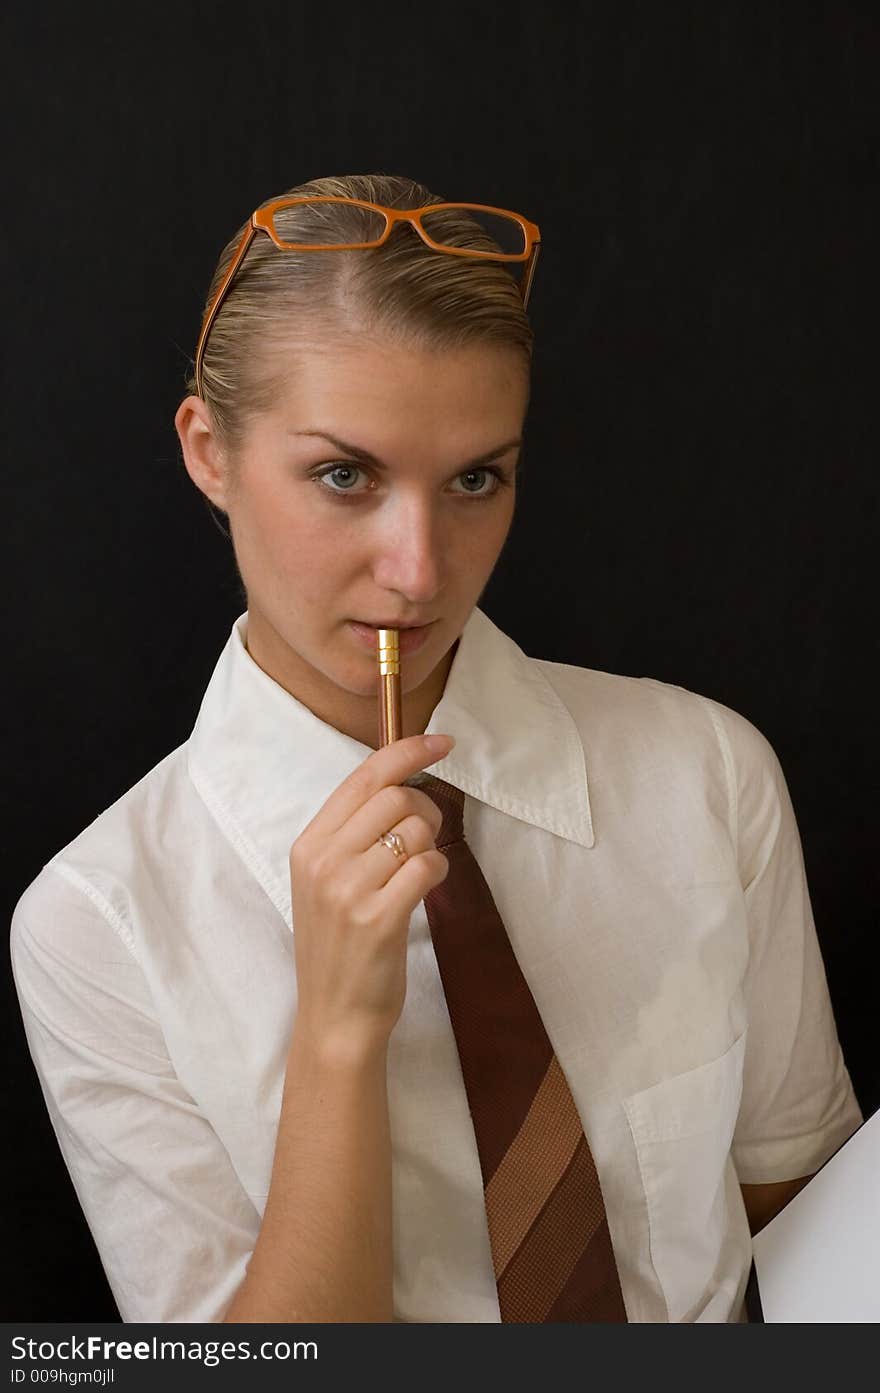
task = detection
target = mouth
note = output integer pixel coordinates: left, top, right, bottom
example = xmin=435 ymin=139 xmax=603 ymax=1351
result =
xmin=353 ymin=620 xmax=435 ymax=630
xmin=348 ymin=619 xmax=436 ymax=653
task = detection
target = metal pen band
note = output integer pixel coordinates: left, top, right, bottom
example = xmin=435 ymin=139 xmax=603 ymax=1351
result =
xmin=377 ymin=628 xmax=401 ymax=747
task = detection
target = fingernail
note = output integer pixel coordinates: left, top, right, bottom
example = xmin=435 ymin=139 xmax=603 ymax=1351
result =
xmin=424 ymin=734 xmax=455 ymax=753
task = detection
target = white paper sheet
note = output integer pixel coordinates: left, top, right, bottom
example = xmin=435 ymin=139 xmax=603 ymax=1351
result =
xmin=751 ymin=1108 xmax=879 ymax=1321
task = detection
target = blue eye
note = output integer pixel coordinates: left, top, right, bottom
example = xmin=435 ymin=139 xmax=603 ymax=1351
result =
xmin=310 ymin=462 xmax=510 ymax=502
xmin=316 ymin=464 xmax=364 ymax=494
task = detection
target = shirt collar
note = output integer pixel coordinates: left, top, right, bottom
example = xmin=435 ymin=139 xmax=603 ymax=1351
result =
xmin=187 ymin=606 xmax=595 ymax=922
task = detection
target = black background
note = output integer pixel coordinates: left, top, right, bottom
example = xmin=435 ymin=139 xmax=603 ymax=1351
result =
xmin=4 ymin=3 xmax=878 ymax=1320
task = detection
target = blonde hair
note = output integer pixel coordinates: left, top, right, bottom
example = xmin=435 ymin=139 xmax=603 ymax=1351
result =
xmin=183 ymin=172 xmax=534 ymax=477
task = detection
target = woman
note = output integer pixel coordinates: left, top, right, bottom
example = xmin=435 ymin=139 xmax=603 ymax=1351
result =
xmin=11 ymin=172 xmax=862 ymax=1323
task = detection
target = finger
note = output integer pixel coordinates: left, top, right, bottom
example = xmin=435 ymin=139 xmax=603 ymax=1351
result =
xmin=374 ymin=846 xmax=451 ymax=905
xmin=302 ymin=734 xmax=454 ymax=841
xmin=337 ymin=782 xmax=443 ymax=859
xmin=350 ymin=810 xmax=443 ymax=895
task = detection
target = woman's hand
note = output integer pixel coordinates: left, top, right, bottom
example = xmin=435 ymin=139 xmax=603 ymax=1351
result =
xmin=288 ymin=733 xmax=455 ymax=1059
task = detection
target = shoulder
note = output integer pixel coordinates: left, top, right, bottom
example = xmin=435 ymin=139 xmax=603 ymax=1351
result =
xmin=528 ymin=652 xmax=786 ymax=837
xmin=533 ymin=652 xmax=772 ymax=768
xmin=11 ymin=741 xmax=194 ymax=961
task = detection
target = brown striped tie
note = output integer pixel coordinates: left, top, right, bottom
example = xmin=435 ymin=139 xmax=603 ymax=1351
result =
xmin=419 ymin=773 xmax=628 ymax=1322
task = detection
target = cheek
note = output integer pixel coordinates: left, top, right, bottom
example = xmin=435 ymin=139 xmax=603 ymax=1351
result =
xmin=243 ymin=482 xmax=317 ymax=558
xmin=455 ymin=501 xmax=516 ymax=571
xmin=260 ymin=507 xmax=361 ymax=599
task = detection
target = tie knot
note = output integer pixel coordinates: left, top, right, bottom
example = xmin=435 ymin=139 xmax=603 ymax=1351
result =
xmin=407 ymin=771 xmax=465 ymax=848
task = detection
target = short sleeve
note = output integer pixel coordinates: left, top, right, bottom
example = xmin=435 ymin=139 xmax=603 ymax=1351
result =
xmin=699 ymin=697 xmax=863 ymax=1184
xmin=9 ymin=863 xmax=262 ymax=1322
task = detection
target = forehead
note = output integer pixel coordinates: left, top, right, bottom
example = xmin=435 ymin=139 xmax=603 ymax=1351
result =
xmin=275 ymin=333 xmax=529 ymax=440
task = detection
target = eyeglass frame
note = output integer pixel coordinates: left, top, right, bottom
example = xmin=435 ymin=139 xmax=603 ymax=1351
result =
xmin=194 ymin=195 xmax=542 ymax=399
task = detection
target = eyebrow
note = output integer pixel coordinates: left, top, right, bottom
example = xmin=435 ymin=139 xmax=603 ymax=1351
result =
xmin=290 ymin=429 xmax=522 ymax=472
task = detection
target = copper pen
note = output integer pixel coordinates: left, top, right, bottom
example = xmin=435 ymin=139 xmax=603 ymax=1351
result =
xmin=377 ymin=628 xmax=402 ymax=747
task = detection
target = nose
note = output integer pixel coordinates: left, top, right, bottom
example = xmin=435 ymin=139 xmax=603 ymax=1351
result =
xmin=370 ymin=494 xmax=445 ymax=602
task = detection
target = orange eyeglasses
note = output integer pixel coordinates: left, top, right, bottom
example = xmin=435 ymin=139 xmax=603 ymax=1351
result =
xmin=194 ymin=195 xmax=542 ymax=399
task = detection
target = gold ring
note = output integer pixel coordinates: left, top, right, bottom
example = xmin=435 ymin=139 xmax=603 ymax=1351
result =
xmin=377 ymin=831 xmax=407 ymax=858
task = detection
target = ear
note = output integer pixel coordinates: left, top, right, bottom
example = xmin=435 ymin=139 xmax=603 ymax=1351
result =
xmin=174 ymin=396 xmax=234 ymax=513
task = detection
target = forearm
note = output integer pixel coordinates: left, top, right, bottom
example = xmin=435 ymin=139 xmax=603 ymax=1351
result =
xmin=223 ymin=1027 xmax=393 ymax=1322
xmin=740 ymin=1175 xmax=813 ymax=1236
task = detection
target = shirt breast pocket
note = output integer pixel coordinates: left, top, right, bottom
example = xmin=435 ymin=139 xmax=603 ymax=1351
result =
xmin=622 ymin=1030 xmax=748 ymax=1322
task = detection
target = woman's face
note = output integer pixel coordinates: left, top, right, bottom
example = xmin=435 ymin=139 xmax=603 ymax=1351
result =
xmin=178 ymin=331 xmax=529 ymax=746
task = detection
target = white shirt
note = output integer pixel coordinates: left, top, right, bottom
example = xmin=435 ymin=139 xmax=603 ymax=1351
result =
xmin=10 ymin=605 xmax=862 ymax=1323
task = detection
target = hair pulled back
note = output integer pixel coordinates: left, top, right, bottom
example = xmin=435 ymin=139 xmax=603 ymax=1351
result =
xmin=183 ymin=172 xmax=534 ymax=462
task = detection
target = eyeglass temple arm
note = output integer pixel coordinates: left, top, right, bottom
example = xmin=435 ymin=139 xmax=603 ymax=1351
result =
xmin=195 ymin=220 xmax=258 ymax=399
xmin=521 ymin=240 xmax=541 ymax=310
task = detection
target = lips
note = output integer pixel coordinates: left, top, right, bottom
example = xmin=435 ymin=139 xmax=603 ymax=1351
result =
xmin=348 ymin=620 xmax=435 ymax=653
